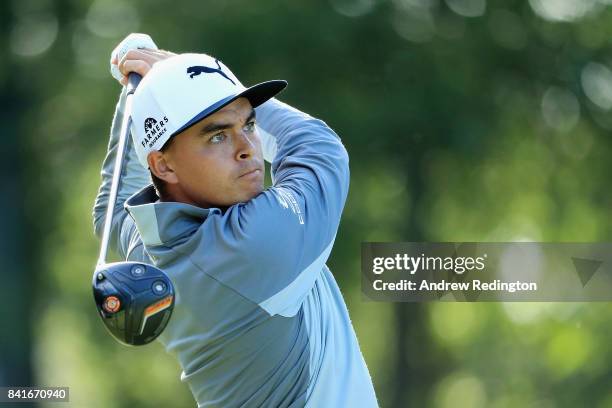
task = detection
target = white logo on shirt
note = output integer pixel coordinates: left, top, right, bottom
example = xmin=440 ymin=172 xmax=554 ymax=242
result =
xmin=275 ymin=188 xmax=305 ymax=225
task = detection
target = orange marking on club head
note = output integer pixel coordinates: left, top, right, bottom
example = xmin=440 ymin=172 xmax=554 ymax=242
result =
xmin=144 ymin=295 xmax=173 ymax=318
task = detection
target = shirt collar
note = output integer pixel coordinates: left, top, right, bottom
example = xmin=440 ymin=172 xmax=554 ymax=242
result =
xmin=124 ymin=184 xmax=220 ymax=246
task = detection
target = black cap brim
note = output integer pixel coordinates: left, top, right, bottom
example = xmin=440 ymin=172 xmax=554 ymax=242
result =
xmin=240 ymin=80 xmax=287 ymax=108
xmin=170 ymin=80 xmax=287 ymax=141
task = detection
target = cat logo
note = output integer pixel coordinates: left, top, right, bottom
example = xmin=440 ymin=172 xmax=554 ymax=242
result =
xmin=187 ymin=59 xmax=236 ymax=85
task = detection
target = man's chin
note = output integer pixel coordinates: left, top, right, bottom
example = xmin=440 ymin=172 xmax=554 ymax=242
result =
xmin=217 ymin=184 xmax=265 ymax=207
xmin=243 ymin=185 xmax=265 ymax=202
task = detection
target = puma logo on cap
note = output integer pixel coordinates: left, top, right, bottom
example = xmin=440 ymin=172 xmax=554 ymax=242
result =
xmin=187 ymin=59 xmax=236 ymax=85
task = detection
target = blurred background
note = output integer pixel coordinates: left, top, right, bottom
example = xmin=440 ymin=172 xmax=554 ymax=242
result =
xmin=1 ymin=0 xmax=612 ymax=407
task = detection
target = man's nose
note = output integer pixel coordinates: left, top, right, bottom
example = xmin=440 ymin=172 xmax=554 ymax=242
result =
xmin=235 ymin=131 xmax=256 ymax=160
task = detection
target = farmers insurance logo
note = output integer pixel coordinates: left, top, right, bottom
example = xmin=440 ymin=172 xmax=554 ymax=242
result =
xmin=142 ymin=116 xmax=169 ymax=148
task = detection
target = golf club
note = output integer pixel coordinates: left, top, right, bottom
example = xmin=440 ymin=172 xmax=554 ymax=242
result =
xmin=92 ymin=35 xmax=175 ymax=346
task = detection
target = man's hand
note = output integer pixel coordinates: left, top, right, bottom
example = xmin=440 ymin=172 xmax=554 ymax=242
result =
xmin=112 ymin=48 xmax=176 ymax=86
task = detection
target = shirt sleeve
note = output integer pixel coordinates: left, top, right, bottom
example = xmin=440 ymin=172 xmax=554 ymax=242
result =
xmin=92 ymin=87 xmax=151 ymax=261
xmin=184 ymin=98 xmax=350 ymax=317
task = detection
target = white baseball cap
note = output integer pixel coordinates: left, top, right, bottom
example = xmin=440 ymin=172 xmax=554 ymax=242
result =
xmin=130 ymin=53 xmax=287 ymax=168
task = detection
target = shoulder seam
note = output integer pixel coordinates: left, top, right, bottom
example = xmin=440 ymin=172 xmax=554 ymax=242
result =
xmin=169 ymin=244 xmax=267 ymax=313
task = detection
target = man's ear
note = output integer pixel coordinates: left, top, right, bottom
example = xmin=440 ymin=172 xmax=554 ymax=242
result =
xmin=147 ymin=151 xmax=179 ymax=184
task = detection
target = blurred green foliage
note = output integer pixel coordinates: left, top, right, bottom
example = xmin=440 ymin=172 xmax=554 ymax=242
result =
xmin=1 ymin=0 xmax=611 ymax=407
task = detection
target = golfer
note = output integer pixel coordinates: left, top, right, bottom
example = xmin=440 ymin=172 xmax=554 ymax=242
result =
xmin=93 ymin=40 xmax=378 ymax=407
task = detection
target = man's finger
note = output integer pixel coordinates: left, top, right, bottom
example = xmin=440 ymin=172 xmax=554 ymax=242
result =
xmin=119 ymin=60 xmax=151 ymax=78
xmin=123 ymin=48 xmax=174 ymax=63
xmin=109 ymin=33 xmax=157 ymax=83
xmin=120 ymin=49 xmax=156 ymax=65
xmin=117 ymin=49 xmax=177 ymax=80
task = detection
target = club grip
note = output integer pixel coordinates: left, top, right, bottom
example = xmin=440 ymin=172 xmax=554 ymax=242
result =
xmin=126 ymin=72 xmax=142 ymax=95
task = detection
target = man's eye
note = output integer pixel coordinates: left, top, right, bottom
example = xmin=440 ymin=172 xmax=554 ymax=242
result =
xmin=209 ymin=133 xmax=226 ymax=144
xmin=244 ymin=121 xmax=256 ymax=133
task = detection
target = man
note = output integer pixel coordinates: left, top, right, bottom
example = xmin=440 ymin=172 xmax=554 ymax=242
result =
xmin=93 ymin=43 xmax=379 ymax=407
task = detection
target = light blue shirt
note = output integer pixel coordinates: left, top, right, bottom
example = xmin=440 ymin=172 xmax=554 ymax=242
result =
xmin=93 ymin=88 xmax=379 ymax=407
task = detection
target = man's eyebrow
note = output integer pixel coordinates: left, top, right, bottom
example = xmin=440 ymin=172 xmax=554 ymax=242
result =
xmin=199 ymin=109 xmax=256 ymax=135
xmin=245 ymin=109 xmax=256 ymax=123
xmin=199 ymin=122 xmax=231 ymax=135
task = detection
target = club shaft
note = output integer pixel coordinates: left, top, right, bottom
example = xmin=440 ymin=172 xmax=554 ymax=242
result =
xmin=97 ymin=74 xmax=141 ymax=266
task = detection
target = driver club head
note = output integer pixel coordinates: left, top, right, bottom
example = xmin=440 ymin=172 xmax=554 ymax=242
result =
xmin=92 ymin=262 xmax=175 ymax=346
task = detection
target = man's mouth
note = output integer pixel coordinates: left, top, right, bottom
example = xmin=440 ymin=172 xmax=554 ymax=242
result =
xmin=239 ymin=168 xmax=262 ymax=178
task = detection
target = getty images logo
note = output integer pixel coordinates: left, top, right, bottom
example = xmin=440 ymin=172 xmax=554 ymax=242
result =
xmin=142 ymin=116 xmax=169 ymax=148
